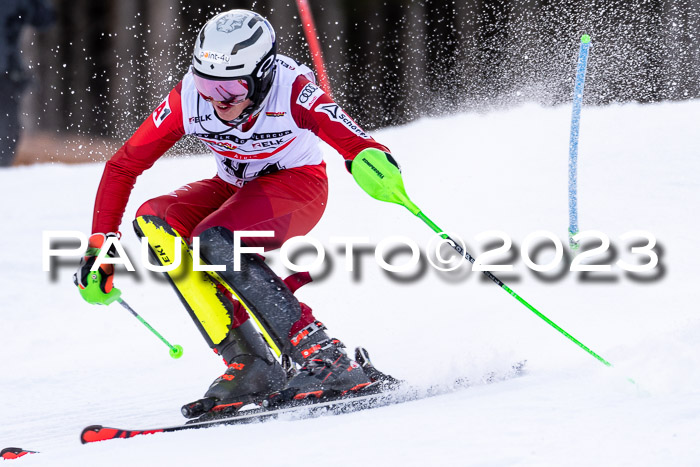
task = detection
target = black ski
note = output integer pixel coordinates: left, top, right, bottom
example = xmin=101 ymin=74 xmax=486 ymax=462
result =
xmin=80 ymin=359 xmax=526 ymax=444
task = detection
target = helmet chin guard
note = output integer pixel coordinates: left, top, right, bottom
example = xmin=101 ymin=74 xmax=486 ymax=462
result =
xmin=192 ymin=9 xmax=277 ymax=125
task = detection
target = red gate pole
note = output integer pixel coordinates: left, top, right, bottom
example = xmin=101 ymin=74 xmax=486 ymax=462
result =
xmin=294 ymin=0 xmax=332 ymax=96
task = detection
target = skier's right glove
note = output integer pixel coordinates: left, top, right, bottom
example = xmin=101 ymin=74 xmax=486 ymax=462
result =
xmin=73 ymin=232 xmax=122 ymax=305
xmin=349 ymin=148 xmax=420 ymax=215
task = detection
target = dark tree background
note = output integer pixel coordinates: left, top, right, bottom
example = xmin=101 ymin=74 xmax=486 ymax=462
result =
xmin=17 ymin=0 xmax=700 ymax=161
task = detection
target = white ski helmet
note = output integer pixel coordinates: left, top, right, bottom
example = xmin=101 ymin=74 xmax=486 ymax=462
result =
xmin=192 ymin=9 xmax=277 ymax=123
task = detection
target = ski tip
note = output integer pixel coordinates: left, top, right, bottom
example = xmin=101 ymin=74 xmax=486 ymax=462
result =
xmin=1 ymin=447 xmax=38 ymax=460
xmin=80 ymin=425 xmax=107 ymax=444
xmin=80 ymin=424 xmax=165 ymax=444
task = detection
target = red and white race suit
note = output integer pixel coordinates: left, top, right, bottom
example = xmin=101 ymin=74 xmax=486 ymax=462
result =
xmin=92 ymin=54 xmax=390 ymax=241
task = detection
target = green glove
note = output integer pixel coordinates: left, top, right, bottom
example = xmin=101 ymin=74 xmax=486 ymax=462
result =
xmin=350 ymin=148 xmax=420 ymax=215
xmin=73 ymin=233 xmax=122 ymax=305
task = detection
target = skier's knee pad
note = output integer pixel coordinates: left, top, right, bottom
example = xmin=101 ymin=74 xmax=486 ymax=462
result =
xmin=199 ymin=226 xmax=302 ymax=355
xmin=133 ymin=215 xmax=183 ymax=269
xmin=132 ymin=216 xmax=234 ymax=347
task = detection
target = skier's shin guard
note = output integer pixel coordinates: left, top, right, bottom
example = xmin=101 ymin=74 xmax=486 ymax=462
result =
xmin=198 ymin=226 xmax=302 ymax=357
xmin=133 ymin=215 xmax=236 ymax=351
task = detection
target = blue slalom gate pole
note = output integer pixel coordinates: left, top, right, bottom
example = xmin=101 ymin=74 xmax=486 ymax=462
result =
xmin=568 ymin=34 xmax=591 ymax=250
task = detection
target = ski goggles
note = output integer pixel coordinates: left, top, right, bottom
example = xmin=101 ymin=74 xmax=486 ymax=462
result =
xmin=193 ymin=74 xmax=250 ymax=105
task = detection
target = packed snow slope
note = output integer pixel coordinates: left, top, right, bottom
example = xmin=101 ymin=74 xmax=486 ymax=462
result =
xmin=2 ymin=100 xmax=699 ymax=466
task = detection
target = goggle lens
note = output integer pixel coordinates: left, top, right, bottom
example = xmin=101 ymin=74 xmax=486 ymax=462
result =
xmin=193 ymin=75 xmax=249 ymax=105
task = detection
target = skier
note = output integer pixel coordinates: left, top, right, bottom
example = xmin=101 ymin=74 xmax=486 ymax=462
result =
xmin=74 ymin=9 xmax=401 ymax=416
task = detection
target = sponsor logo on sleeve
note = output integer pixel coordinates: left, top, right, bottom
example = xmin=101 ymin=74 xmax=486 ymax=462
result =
xmin=296 ymin=82 xmax=324 ymax=110
xmin=315 ymin=103 xmax=370 ymax=139
xmin=152 ymin=97 xmax=172 ymax=128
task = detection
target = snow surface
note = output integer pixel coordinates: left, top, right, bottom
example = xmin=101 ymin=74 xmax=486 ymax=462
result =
xmin=2 ymin=101 xmax=700 ymax=466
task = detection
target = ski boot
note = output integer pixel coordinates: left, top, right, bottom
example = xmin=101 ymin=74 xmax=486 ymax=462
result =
xmin=354 ymin=347 xmax=403 ymax=390
xmin=267 ymin=322 xmax=375 ymax=406
xmin=181 ymin=319 xmax=286 ymax=420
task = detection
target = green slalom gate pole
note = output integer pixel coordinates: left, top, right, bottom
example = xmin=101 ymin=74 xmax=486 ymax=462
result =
xmin=351 ymin=149 xmax=613 ymax=368
xmin=118 ymin=299 xmax=184 ymax=359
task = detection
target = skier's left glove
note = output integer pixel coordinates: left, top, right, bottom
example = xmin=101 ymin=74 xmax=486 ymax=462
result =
xmin=73 ymin=232 xmax=122 ymax=305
